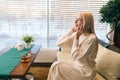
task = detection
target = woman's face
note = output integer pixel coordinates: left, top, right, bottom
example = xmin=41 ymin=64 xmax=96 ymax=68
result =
xmin=75 ymin=13 xmax=83 ymax=29
xmin=75 ymin=14 xmax=83 ymax=27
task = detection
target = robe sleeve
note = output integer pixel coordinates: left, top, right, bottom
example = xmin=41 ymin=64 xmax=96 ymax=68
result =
xmin=56 ymin=30 xmax=75 ymax=47
xmin=72 ymin=36 xmax=98 ymax=60
xmin=56 ymin=30 xmax=75 ymax=52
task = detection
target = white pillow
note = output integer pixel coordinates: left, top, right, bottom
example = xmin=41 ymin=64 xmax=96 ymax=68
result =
xmin=96 ymin=44 xmax=120 ymax=80
xmin=34 ymin=49 xmax=57 ymax=63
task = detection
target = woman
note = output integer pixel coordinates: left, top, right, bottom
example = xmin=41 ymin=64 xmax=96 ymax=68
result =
xmin=47 ymin=11 xmax=98 ymax=80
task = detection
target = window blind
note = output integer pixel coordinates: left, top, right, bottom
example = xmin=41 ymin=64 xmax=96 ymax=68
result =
xmin=88 ymin=0 xmax=109 ymax=40
xmin=0 ymin=0 xmax=109 ymax=48
xmin=49 ymin=0 xmax=88 ymax=48
xmin=49 ymin=0 xmax=109 ymax=48
xmin=0 ymin=0 xmax=48 ymax=48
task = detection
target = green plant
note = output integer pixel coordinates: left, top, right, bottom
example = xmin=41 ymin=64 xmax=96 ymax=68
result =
xmin=99 ymin=0 xmax=120 ymax=28
xmin=22 ymin=35 xmax=34 ymax=43
xmin=99 ymin=0 xmax=120 ymax=48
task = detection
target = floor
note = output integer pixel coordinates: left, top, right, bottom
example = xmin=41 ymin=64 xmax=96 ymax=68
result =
xmin=28 ymin=67 xmax=50 ymax=80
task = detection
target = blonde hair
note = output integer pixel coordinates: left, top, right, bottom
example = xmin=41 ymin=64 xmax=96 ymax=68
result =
xmin=80 ymin=11 xmax=95 ymax=35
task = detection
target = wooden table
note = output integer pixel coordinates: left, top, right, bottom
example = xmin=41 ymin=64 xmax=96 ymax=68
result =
xmin=0 ymin=44 xmax=41 ymax=79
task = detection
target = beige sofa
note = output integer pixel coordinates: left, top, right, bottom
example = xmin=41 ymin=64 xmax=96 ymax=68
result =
xmin=57 ymin=44 xmax=120 ymax=80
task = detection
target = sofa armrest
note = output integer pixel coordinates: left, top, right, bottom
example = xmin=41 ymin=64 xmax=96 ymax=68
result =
xmin=99 ymin=39 xmax=120 ymax=53
xmin=96 ymin=72 xmax=107 ymax=80
xmin=98 ymin=39 xmax=109 ymax=48
xmin=96 ymin=44 xmax=120 ymax=80
xmin=106 ymin=45 xmax=120 ymax=53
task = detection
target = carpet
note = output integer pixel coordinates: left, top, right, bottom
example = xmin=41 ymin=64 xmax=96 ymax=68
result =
xmin=28 ymin=67 xmax=49 ymax=80
xmin=28 ymin=48 xmax=57 ymax=80
xmin=28 ymin=67 xmax=105 ymax=80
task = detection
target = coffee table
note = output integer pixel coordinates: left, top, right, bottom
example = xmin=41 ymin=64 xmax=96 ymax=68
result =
xmin=0 ymin=44 xmax=41 ymax=79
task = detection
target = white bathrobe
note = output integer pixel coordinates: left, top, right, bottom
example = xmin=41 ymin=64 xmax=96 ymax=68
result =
xmin=47 ymin=30 xmax=98 ymax=80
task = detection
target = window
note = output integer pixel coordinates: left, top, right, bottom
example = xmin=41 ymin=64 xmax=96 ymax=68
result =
xmin=0 ymin=0 xmax=109 ymax=49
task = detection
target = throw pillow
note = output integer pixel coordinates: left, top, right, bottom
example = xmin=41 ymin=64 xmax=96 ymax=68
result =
xmin=96 ymin=44 xmax=120 ymax=80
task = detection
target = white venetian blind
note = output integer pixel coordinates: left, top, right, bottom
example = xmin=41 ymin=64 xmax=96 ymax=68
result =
xmin=88 ymin=0 xmax=109 ymax=40
xmin=49 ymin=0 xmax=109 ymax=48
xmin=49 ymin=0 xmax=88 ymax=36
xmin=0 ymin=0 xmax=48 ymax=48
xmin=0 ymin=0 xmax=109 ymax=48
xmin=49 ymin=0 xmax=88 ymax=48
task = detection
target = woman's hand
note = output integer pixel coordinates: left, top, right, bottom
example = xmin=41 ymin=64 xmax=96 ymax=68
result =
xmin=76 ymin=25 xmax=83 ymax=39
xmin=72 ymin=25 xmax=77 ymax=32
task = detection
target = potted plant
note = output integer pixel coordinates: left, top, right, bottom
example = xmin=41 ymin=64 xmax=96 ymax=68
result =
xmin=99 ymin=0 xmax=120 ymax=48
xmin=22 ymin=35 xmax=34 ymax=48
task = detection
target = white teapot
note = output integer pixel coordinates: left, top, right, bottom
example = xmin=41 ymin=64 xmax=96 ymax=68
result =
xmin=16 ymin=42 xmax=24 ymax=50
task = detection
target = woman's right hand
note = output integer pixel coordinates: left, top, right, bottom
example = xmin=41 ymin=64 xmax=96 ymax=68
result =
xmin=76 ymin=25 xmax=83 ymax=39
xmin=72 ymin=25 xmax=77 ymax=32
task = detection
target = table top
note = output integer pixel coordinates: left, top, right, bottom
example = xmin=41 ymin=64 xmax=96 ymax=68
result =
xmin=0 ymin=44 xmax=41 ymax=79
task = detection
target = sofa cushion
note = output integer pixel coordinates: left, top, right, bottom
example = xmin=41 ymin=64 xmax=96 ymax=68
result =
xmin=96 ymin=44 xmax=120 ymax=80
xmin=34 ymin=49 xmax=57 ymax=63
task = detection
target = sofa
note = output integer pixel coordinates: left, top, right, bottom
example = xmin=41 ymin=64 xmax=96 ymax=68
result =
xmin=57 ymin=41 xmax=120 ymax=80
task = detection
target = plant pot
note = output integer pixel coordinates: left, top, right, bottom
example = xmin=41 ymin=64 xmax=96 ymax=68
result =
xmin=114 ymin=27 xmax=120 ymax=48
xmin=25 ymin=43 xmax=31 ymax=48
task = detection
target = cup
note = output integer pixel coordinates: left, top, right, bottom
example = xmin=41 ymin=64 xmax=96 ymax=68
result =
xmin=21 ymin=53 xmax=30 ymax=63
xmin=15 ymin=42 xmax=24 ymax=50
xmin=17 ymin=44 xmax=24 ymax=50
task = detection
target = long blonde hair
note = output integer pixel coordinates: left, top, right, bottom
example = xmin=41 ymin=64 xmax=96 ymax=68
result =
xmin=81 ymin=11 xmax=95 ymax=35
